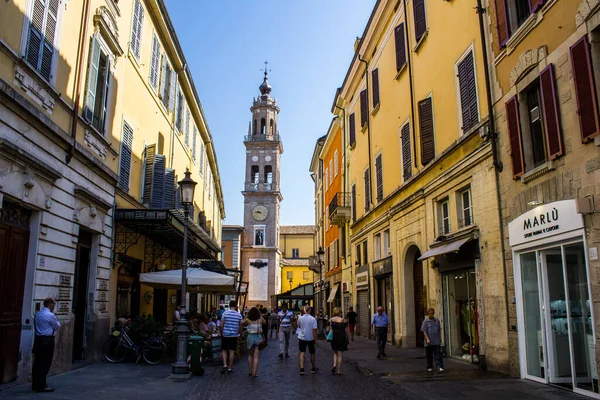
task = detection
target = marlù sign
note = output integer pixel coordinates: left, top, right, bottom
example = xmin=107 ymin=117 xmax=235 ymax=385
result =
xmin=508 ymin=200 xmax=584 ymax=247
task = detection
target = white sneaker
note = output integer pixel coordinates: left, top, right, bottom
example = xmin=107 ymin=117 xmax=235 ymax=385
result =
xmin=438 ymin=368 xmax=444 ymax=372
xmin=427 ymin=368 xmax=433 ymax=372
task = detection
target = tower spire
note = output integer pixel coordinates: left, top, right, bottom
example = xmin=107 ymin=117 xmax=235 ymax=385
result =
xmin=259 ymin=61 xmax=272 ymax=96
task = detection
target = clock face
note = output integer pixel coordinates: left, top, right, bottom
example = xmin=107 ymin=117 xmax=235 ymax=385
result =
xmin=252 ymin=205 xmax=268 ymax=221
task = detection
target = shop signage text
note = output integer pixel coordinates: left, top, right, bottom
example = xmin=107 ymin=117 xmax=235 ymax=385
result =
xmin=356 ymin=271 xmax=369 ymax=287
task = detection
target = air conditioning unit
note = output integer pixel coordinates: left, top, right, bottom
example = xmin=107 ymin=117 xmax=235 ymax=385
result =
xmin=342 ymin=281 xmax=350 ymax=292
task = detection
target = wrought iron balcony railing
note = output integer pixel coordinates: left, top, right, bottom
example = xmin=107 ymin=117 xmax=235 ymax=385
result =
xmin=328 ymin=192 xmax=352 ymax=225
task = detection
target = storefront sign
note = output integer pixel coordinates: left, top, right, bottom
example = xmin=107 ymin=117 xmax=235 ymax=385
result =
xmin=356 ymin=271 xmax=369 ymax=288
xmin=508 ymin=200 xmax=584 ymax=247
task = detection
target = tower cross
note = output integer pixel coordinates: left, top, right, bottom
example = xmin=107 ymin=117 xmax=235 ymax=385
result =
xmin=261 ymin=61 xmax=271 ymax=76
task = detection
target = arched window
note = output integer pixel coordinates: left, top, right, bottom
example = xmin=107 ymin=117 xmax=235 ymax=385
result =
xmin=269 ymin=119 xmax=274 ymax=134
xmin=251 ymin=165 xmax=259 ymax=185
xmin=264 ymin=165 xmax=273 ymax=190
xmin=253 ymin=119 xmax=257 ymax=135
xmin=261 ymin=118 xmax=266 ymax=134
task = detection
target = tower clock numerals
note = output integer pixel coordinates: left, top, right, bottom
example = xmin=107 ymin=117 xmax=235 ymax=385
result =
xmin=252 ymin=205 xmax=268 ymax=221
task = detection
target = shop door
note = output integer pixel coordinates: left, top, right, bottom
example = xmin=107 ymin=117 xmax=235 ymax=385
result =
xmin=443 ymin=268 xmax=478 ymax=362
xmin=357 ymin=290 xmax=369 ymax=337
xmin=0 ymin=219 xmax=30 ymax=384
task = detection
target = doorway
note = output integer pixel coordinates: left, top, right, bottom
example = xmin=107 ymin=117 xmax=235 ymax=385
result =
xmin=375 ymin=274 xmax=393 ymax=342
xmin=414 ymin=250 xmax=425 ymax=347
xmin=0 ymin=202 xmax=31 ymax=383
xmin=116 ymin=258 xmax=141 ymax=319
xmin=518 ymin=241 xmax=598 ymax=395
xmin=72 ymin=229 xmax=92 ymax=362
xmin=153 ymin=288 xmax=168 ymax=325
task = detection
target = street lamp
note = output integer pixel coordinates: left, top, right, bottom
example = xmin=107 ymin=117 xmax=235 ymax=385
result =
xmin=171 ymin=169 xmax=197 ymax=379
xmin=315 ymin=246 xmax=326 ymax=337
xmin=289 ymin=277 xmax=293 ymax=290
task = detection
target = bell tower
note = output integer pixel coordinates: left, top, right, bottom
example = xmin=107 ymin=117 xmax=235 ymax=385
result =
xmin=240 ymin=66 xmax=283 ymax=308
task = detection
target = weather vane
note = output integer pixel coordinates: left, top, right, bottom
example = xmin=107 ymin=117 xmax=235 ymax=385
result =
xmin=261 ymin=61 xmax=271 ymax=76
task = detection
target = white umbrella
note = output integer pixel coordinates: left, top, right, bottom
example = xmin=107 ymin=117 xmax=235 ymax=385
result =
xmin=139 ymin=268 xmax=236 ymax=294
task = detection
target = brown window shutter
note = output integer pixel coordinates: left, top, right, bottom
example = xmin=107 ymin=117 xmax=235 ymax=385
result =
xmin=505 ymin=96 xmax=525 ymax=179
xmin=372 ymin=69 xmax=380 ymax=108
xmin=570 ymin=36 xmax=600 ymax=143
xmin=363 ymin=168 xmax=371 ymax=210
xmin=349 ymin=113 xmax=356 ymax=146
xmin=401 ymin=123 xmax=412 ymax=181
xmin=395 ymin=23 xmax=406 ymax=71
xmin=375 ymin=154 xmax=383 ymax=202
xmin=360 ymin=89 xmax=368 ymax=127
xmin=418 ymin=97 xmax=435 ymax=165
xmin=494 ymin=0 xmax=508 ymax=47
xmin=413 ymin=0 xmax=427 ymax=42
xmin=539 ymin=64 xmax=563 ymax=159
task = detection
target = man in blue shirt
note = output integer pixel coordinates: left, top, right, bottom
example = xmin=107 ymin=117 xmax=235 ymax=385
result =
xmin=421 ymin=308 xmax=443 ymax=372
xmin=32 ymin=298 xmax=61 ymax=392
xmin=371 ymin=306 xmax=391 ymax=359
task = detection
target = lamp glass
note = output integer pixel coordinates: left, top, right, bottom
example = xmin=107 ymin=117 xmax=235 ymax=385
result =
xmin=316 ymin=247 xmax=325 ymax=263
xmin=178 ymin=169 xmax=197 ymax=205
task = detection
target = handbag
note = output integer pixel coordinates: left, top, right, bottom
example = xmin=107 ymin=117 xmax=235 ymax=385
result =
xmin=326 ymin=320 xmax=334 ymax=342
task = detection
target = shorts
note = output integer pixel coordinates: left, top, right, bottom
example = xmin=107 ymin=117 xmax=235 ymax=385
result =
xmin=298 ymin=339 xmax=316 ymax=354
xmin=348 ymin=324 xmax=356 ymax=334
xmin=221 ymin=336 xmax=238 ymax=351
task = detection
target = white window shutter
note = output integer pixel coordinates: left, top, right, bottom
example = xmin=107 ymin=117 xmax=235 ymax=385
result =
xmin=131 ymin=0 xmax=144 ymax=59
xmin=150 ymin=34 xmax=160 ymax=88
xmin=84 ymin=36 xmax=101 ymax=123
xmin=159 ymin=55 xmax=167 ymax=100
xmin=168 ymin=69 xmax=177 ymax=111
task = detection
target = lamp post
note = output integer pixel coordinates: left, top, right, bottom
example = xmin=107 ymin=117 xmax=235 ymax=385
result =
xmin=289 ymin=277 xmax=293 ymax=290
xmin=171 ymin=169 xmax=196 ymax=379
xmin=316 ymin=246 xmax=325 ymax=336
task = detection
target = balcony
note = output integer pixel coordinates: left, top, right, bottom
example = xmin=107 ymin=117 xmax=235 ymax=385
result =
xmin=328 ymin=192 xmax=351 ymax=226
xmin=244 ymin=182 xmax=279 ymax=192
xmin=244 ymin=133 xmax=281 ymax=142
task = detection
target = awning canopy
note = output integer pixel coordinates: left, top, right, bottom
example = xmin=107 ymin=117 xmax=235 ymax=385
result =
xmin=327 ymin=283 xmax=340 ymax=303
xmin=418 ymin=237 xmax=471 ymax=261
xmin=115 ymin=209 xmax=221 ymax=260
xmin=139 ymin=268 xmax=236 ymax=294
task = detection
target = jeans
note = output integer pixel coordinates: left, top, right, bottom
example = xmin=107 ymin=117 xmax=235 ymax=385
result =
xmin=279 ymin=326 xmax=291 ymax=354
xmin=426 ymin=345 xmax=443 ymax=369
xmin=375 ymin=327 xmax=388 ymax=355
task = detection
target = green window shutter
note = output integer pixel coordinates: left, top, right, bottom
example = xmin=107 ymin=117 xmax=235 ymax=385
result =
xmin=99 ymin=59 xmax=111 ymax=133
xmin=150 ymin=33 xmax=160 ymax=88
xmin=26 ymin=0 xmax=45 ymax=71
xmin=159 ymin=55 xmax=167 ymax=102
xmin=84 ymin=36 xmax=101 ymax=123
xmin=418 ymin=97 xmax=435 ymax=165
xmin=168 ymin=67 xmax=177 ymax=111
xmin=40 ymin=0 xmax=58 ymax=80
xmin=142 ymin=144 xmax=156 ymax=205
xmin=164 ymin=168 xmax=175 ymax=209
xmin=118 ymin=122 xmax=134 ymax=191
xmin=150 ymin=154 xmax=166 ymax=208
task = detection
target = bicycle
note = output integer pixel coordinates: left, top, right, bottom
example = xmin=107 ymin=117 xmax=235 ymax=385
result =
xmin=102 ymin=326 xmax=167 ymax=365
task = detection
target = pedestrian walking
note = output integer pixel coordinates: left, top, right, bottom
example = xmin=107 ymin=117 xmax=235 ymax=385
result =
xmin=277 ymin=304 xmax=295 ymax=359
xmin=371 ymin=306 xmax=391 ymax=359
xmin=260 ymin=305 xmax=269 ymax=340
xmin=421 ymin=308 xmax=444 ymax=372
xmin=242 ymin=307 xmax=265 ymax=377
xmin=173 ymin=306 xmax=181 ymax=323
xmin=345 ymin=306 xmax=358 ymax=342
xmin=328 ymin=307 xmax=349 ymax=375
xmin=269 ymin=309 xmax=279 ymax=338
xmin=297 ymin=306 xmax=318 ymax=375
xmin=32 ymin=298 xmax=61 ymax=393
xmin=220 ymin=299 xmax=243 ymax=374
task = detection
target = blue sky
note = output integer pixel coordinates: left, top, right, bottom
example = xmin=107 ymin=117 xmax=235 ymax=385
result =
xmin=165 ymin=1 xmax=376 ymax=226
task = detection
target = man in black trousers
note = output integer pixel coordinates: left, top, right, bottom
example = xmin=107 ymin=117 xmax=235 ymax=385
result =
xmin=32 ymin=297 xmax=61 ymax=392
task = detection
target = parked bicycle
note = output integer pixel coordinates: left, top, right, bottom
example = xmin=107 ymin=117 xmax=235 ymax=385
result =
xmin=102 ymin=326 xmax=167 ymax=365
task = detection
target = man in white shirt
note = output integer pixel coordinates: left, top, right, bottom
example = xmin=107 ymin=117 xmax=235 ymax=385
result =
xmin=32 ymin=298 xmax=61 ymax=392
xmin=297 ymin=306 xmax=319 ymax=375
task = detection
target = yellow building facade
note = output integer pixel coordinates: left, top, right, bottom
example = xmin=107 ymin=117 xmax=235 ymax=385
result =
xmin=0 ymin=0 xmax=223 ymax=384
xmin=324 ymin=0 xmax=506 ymax=371
xmin=279 ymin=225 xmax=314 ymax=293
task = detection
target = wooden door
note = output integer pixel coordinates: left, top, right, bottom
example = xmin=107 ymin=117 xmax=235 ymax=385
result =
xmin=414 ymin=252 xmax=425 ymax=347
xmin=0 ymin=223 xmax=30 ymax=383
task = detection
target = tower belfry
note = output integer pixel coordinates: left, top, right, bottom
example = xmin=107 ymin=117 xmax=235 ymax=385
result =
xmin=240 ymin=66 xmax=284 ymax=306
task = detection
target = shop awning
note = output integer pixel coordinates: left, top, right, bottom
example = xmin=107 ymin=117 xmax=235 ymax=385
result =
xmin=139 ymin=267 xmax=235 ymax=294
xmin=327 ymin=283 xmax=340 ymax=303
xmin=418 ymin=237 xmax=471 ymax=261
xmin=115 ymin=209 xmax=221 ymax=260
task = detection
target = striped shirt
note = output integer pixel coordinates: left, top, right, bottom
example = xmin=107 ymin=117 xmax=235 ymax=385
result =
xmin=278 ymin=310 xmax=294 ymax=328
xmin=221 ymin=310 xmax=242 ymax=337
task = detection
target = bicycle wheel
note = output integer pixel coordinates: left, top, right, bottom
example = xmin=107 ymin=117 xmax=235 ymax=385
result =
xmin=102 ymin=338 xmax=128 ymax=363
xmin=142 ymin=341 xmax=167 ymax=365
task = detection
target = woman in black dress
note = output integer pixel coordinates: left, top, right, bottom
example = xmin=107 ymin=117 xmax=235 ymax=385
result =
xmin=328 ymin=307 xmax=349 ymax=375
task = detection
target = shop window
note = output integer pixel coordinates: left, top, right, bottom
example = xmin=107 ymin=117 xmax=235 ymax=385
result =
xmin=383 ymin=229 xmax=390 ymax=257
xmin=292 ymin=248 xmax=299 ymax=259
xmin=303 ymin=271 xmax=309 ymax=280
xmin=458 ymin=188 xmax=473 ymax=228
xmin=438 ymin=198 xmax=450 ymax=236
xmin=374 ymin=233 xmax=382 ymax=260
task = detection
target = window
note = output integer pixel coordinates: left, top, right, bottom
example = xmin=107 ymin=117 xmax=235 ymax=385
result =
xmin=418 ymin=97 xmax=435 ymax=165
xmin=250 ymin=165 xmax=259 ymax=190
xmin=149 ymin=33 xmax=160 ymax=89
xmin=84 ymin=36 xmax=111 ymax=133
xmin=438 ymin=199 xmax=450 ymax=235
xmin=349 ymin=113 xmax=356 ymax=146
xmin=26 ymin=0 xmax=60 ymax=81
xmin=360 ymin=89 xmax=368 ymax=127
xmin=570 ymin=36 xmax=600 ymax=142
xmin=363 ymin=167 xmax=371 ymax=211
xmin=286 ymin=271 xmax=293 ymax=279
xmin=130 ymin=0 xmax=144 ymax=59
xmin=413 ymin=0 xmax=427 ymax=43
xmin=184 ymin=108 xmax=190 ymax=146
xmin=159 ymin=56 xmax=176 ymax=110
xmin=457 ymin=50 xmax=479 ymax=133
xmin=401 ymin=123 xmax=412 ymax=181
xmin=329 ymin=160 xmax=333 ymax=187
xmin=394 ymin=23 xmax=407 ymax=72
xmin=374 ymin=233 xmax=381 ymax=260
xmin=192 ymin=126 xmax=197 ymax=162
xmin=118 ymin=121 xmax=134 ymax=191
xmin=458 ymin=188 xmax=473 ymax=228
xmin=175 ymin=90 xmax=184 ymax=131
xmin=356 ymin=243 xmax=362 ymax=266
xmin=199 ymin=142 xmax=204 ymax=175
xmin=303 ymin=271 xmax=309 ymax=280
xmin=334 ymin=150 xmax=339 ymax=177
xmin=351 ymin=183 xmax=357 ymax=222
xmin=264 ymin=165 xmax=273 ymax=189
xmin=375 ymin=154 xmax=383 ymax=202
xmin=383 ymin=229 xmax=390 ymax=257
xmin=292 ymin=248 xmax=299 ymax=259
xmin=505 ymin=64 xmax=563 ymax=178
xmin=372 ymin=68 xmax=380 ymax=109
xmin=324 ymin=167 xmax=328 ymax=189
xmin=362 ymin=240 xmax=368 ymax=265
xmin=495 ymin=0 xmax=544 ymax=45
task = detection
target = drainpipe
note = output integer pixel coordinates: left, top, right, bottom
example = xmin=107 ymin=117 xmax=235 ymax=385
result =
xmin=403 ymin=0 xmax=419 ymax=168
xmin=66 ymin=0 xmax=91 ymax=164
xmin=357 ymin=55 xmax=374 ymax=209
xmin=476 ymin=0 xmax=505 ymax=372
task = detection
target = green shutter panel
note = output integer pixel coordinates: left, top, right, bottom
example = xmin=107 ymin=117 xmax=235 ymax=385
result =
xmin=505 ymin=96 xmax=525 ymax=179
xmin=349 ymin=113 xmax=356 ymax=146
xmin=159 ymin=55 xmax=167 ymax=101
xmin=168 ymin=67 xmax=177 ymax=111
xmin=539 ymin=64 xmax=563 ymax=159
xmin=360 ymin=89 xmax=368 ymax=127
xmin=351 ymin=184 xmax=356 ymax=222
xmin=570 ymin=36 xmax=600 ymax=142
xmin=372 ymin=69 xmax=380 ymax=108
xmin=164 ymin=168 xmax=175 ymax=209
xmin=395 ymin=23 xmax=406 ymax=71
xmin=84 ymin=36 xmax=101 ymax=123
xmin=150 ymin=154 xmax=166 ymax=208
xmin=458 ymin=51 xmax=478 ymax=133
xmin=26 ymin=0 xmax=45 ymax=70
xmin=142 ymin=144 xmax=156 ymax=205
xmin=150 ymin=34 xmax=160 ymax=88
xmin=401 ymin=123 xmax=412 ymax=181
xmin=40 ymin=0 xmax=58 ymax=80
xmin=375 ymin=154 xmax=383 ymax=202
xmin=363 ymin=168 xmax=371 ymax=210
xmin=118 ymin=122 xmax=134 ymax=191
xmin=418 ymin=97 xmax=435 ymax=165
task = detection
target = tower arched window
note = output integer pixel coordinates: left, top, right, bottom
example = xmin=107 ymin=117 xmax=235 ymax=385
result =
xmin=250 ymin=165 xmax=259 ymax=190
xmin=261 ymin=118 xmax=266 ymax=134
xmin=269 ymin=119 xmax=274 ymax=134
xmin=253 ymin=119 xmax=257 ymax=135
xmin=264 ymin=165 xmax=273 ymax=190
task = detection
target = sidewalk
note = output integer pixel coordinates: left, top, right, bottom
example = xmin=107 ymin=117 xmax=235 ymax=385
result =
xmin=318 ymin=336 xmax=588 ymax=399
